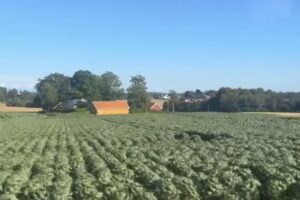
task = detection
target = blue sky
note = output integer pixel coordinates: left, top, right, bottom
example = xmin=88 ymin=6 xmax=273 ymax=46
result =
xmin=0 ymin=0 xmax=299 ymax=92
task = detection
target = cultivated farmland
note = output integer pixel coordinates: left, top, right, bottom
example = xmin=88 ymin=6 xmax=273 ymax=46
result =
xmin=0 ymin=112 xmax=299 ymax=200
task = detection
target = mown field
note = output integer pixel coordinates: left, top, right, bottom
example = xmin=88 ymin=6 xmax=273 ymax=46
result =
xmin=0 ymin=112 xmax=299 ymax=200
xmin=0 ymin=103 xmax=42 ymax=113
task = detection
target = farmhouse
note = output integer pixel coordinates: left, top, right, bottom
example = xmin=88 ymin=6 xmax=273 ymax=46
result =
xmin=91 ymin=100 xmax=130 ymax=115
xmin=149 ymin=102 xmax=163 ymax=112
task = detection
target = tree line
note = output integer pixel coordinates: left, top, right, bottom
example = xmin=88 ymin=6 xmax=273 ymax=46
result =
xmin=1 ymin=70 xmax=150 ymax=111
xmin=0 ymin=87 xmax=38 ymax=107
xmin=1 ymin=71 xmax=300 ymax=112
xmin=164 ymin=88 xmax=300 ymax=112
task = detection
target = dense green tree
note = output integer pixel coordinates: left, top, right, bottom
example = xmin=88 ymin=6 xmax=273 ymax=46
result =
xmin=0 ymin=87 xmax=7 ymax=102
xmin=205 ymin=90 xmax=217 ymax=97
xmin=295 ymin=101 xmax=300 ymax=111
xmin=36 ymin=73 xmax=71 ymax=109
xmin=6 ymin=90 xmax=37 ymax=107
xmin=168 ymin=90 xmax=179 ymax=100
xmin=195 ymin=89 xmax=205 ymax=98
xmin=127 ymin=75 xmax=149 ymax=111
xmin=71 ymin=70 xmax=100 ymax=101
xmin=183 ymin=91 xmax=195 ymax=99
xmin=99 ymin=71 xmax=124 ymax=101
xmin=207 ymin=88 xmax=300 ymax=112
xmin=219 ymin=89 xmax=240 ymax=112
xmin=37 ymin=83 xmax=58 ymax=110
xmin=5 ymin=89 xmax=19 ymax=103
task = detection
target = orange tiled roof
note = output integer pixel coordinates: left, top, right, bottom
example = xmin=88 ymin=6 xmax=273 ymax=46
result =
xmin=93 ymin=101 xmax=130 ymax=110
xmin=150 ymin=102 xmax=163 ymax=109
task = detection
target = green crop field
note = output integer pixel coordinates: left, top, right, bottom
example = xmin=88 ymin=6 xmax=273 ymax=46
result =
xmin=0 ymin=112 xmax=299 ymax=200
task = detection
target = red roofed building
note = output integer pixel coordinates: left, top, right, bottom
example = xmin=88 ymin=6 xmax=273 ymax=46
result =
xmin=149 ymin=102 xmax=163 ymax=112
xmin=91 ymin=100 xmax=130 ymax=115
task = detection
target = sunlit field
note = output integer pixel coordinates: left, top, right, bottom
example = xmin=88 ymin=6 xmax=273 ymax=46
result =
xmin=0 ymin=103 xmax=42 ymax=113
xmin=0 ymin=112 xmax=299 ymax=199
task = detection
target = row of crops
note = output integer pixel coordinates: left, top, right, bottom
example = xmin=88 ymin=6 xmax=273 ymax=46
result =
xmin=0 ymin=112 xmax=299 ymax=199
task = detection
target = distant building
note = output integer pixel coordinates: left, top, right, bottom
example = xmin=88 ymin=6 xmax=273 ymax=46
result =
xmin=52 ymin=99 xmax=87 ymax=111
xmin=91 ymin=100 xmax=130 ymax=116
xmin=162 ymin=94 xmax=171 ymax=100
xmin=182 ymin=92 xmax=211 ymax=103
xmin=150 ymin=99 xmax=167 ymax=110
xmin=67 ymin=99 xmax=87 ymax=110
xmin=149 ymin=102 xmax=163 ymax=112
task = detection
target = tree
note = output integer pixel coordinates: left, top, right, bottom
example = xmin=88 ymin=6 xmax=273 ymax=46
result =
xmin=0 ymin=87 xmax=7 ymax=102
xmin=183 ymin=91 xmax=195 ymax=99
xmin=5 ymin=89 xmax=19 ymax=103
xmin=6 ymin=90 xmax=37 ymax=107
xmin=36 ymin=73 xmax=71 ymax=110
xmin=295 ymin=101 xmax=300 ymax=112
xmin=99 ymin=71 xmax=124 ymax=101
xmin=169 ymin=90 xmax=179 ymax=100
xmin=195 ymin=89 xmax=205 ymax=98
xmin=205 ymin=90 xmax=217 ymax=97
xmin=71 ymin=70 xmax=100 ymax=102
xmin=127 ymin=75 xmax=149 ymax=111
xmin=209 ymin=88 xmax=240 ymax=112
xmin=37 ymin=82 xmax=58 ymax=110
xmin=219 ymin=90 xmax=240 ymax=112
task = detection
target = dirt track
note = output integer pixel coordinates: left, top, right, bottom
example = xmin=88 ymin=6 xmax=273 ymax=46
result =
xmin=0 ymin=103 xmax=42 ymax=113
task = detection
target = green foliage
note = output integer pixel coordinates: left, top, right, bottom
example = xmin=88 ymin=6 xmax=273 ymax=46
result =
xmin=127 ymin=75 xmax=149 ymax=110
xmin=0 ymin=87 xmax=39 ymax=108
xmin=209 ymin=88 xmax=300 ymax=112
xmin=71 ymin=70 xmax=100 ymax=102
xmin=168 ymin=90 xmax=179 ymax=100
xmin=169 ymin=88 xmax=300 ymax=112
xmin=98 ymin=71 xmax=125 ymax=101
xmin=0 ymin=112 xmax=299 ymax=199
xmin=0 ymin=87 xmax=7 ymax=102
xmin=36 ymin=82 xmax=58 ymax=110
xmin=35 ymin=70 xmax=126 ymax=110
xmin=36 ymin=73 xmax=71 ymax=109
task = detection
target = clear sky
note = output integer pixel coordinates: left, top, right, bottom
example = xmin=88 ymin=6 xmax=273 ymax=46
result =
xmin=0 ymin=0 xmax=299 ymax=92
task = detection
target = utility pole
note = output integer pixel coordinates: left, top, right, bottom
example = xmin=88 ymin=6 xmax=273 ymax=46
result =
xmin=172 ymin=100 xmax=175 ymax=112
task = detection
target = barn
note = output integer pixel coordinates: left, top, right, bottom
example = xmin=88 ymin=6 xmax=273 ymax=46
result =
xmin=150 ymin=102 xmax=163 ymax=112
xmin=91 ymin=101 xmax=130 ymax=115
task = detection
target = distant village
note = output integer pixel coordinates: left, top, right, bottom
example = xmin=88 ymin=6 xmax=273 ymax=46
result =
xmin=147 ymin=91 xmax=211 ymax=111
xmin=52 ymin=90 xmax=214 ymax=115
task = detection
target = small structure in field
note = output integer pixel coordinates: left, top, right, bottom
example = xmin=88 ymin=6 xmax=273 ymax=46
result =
xmin=149 ymin=102 xmax=163 ymax=112
xmin=52 ymin=99 xmax=87 ymax=111
xmin=91 ymin=100 xmax=130 ymax=116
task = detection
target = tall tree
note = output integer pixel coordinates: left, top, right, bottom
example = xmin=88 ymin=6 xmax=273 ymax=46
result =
xmin=6 ymin=90 xmax=37 ymax=107
xmin=219 ymin=89 xmax=240 ymax=112
xmin=169 ymin=90 xmax=179 ymax=100
xmin=5 ymin=89 xmax=19 ymax=103
xmin=37 ymin=83 xmax=58 ymax=110
xmin=99 ymin=71 xmax=124 ymax=101
xmin=36 ymin=73 xmax=71 ymax=109
xmin=0 ymin=87 xmax=7 ymax=102
xmin=71 ymin=70 xmax=100 ymax=101
xmin=127 ymin=75 xmax=149 ymax=111
xmin=195 ymin=89 xmax=205 ymax=98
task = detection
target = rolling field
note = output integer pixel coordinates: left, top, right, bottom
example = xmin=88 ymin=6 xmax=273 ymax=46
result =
xmin=0 ymin=112 xmax=300 ymax=200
